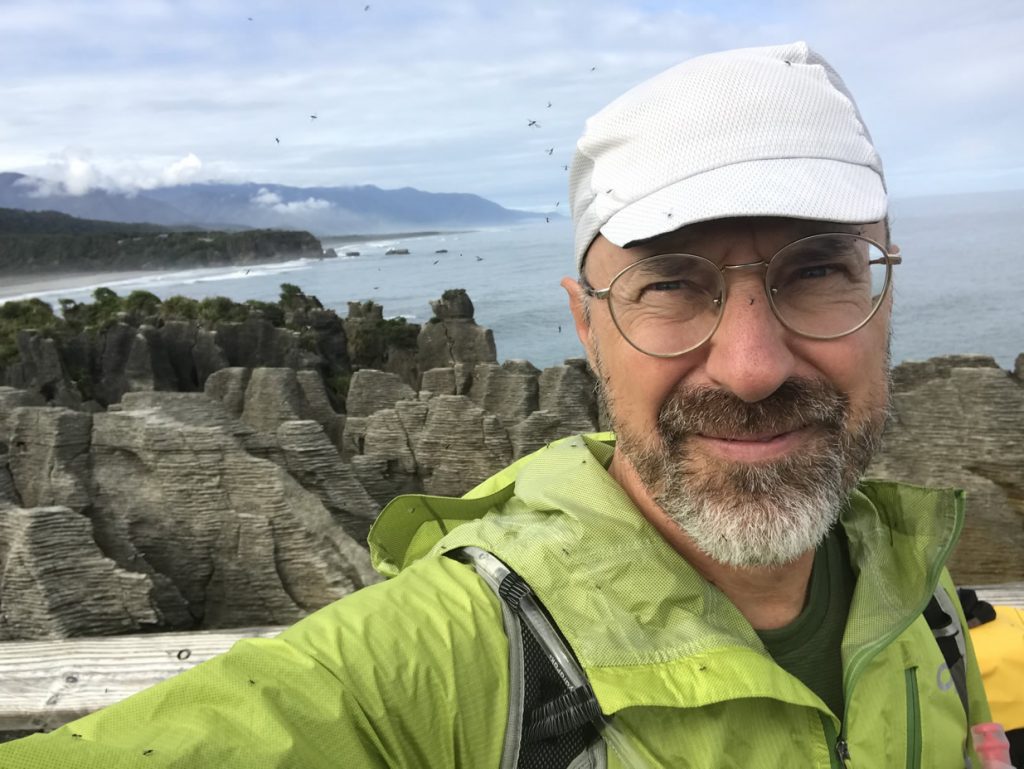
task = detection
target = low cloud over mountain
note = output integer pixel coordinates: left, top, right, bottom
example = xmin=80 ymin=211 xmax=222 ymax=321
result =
xmin=0 ymin=172 xmax=546 ymax=234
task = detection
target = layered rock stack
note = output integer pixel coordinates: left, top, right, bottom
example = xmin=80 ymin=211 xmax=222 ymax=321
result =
xmin=0 ymin=376 xmax=381 ymax=642
xmin=866 ymin=354 xmax=1024 ymax=585
xmin=344 ymin=354 xmax=599 ymax=502
xmin=0 ymin=288 xmax=1021 ymax=643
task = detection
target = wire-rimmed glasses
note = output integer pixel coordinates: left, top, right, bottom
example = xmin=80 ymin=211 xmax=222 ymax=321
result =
xmin=579 ymin=233 xmax=901 ymax=358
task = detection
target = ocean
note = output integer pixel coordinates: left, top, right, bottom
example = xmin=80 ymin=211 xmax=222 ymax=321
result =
xmin=5 ymin=190 xmax=1023 ymax=371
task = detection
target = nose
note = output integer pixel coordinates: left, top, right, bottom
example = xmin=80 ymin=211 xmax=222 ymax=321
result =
xmin=701 ymin=272 xmax=797 ymax=403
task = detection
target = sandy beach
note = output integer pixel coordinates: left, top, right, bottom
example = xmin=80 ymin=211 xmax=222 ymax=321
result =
xmin=0 ymin=270 xmax=184 ymax=304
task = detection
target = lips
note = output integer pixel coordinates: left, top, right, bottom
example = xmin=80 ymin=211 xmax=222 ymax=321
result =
xmin=696 ymin=423 xmax=806 ymax=442
xmin=688 ymin=426 xmax=816 ymax=463
xmin=654 ymin=380 xmax=850 ymax=465
xmin=696 ymin=428 xmax=803 ymax=442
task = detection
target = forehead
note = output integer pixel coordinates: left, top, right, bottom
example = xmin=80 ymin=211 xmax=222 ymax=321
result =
xmin=583 ymin=217 xmax=887 ymax=276
xmin=636 ymin=217 xmax=862 ymax=252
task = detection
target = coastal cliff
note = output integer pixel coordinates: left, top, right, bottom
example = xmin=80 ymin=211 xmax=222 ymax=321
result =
xmin=0 ymin=208 xmax=328 ymax=274
xmin=0 ymin=289 xmax=1020 ymax=641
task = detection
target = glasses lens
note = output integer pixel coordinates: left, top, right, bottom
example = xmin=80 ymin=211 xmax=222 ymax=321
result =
xmin=767 ymin=234 xmax=890 ymax=338
xmin=608 ymin=254 xmax=722 ymax=355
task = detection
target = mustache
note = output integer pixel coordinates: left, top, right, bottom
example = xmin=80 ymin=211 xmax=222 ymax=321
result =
xmin=657 ymin=378 xmax=849 ymax=442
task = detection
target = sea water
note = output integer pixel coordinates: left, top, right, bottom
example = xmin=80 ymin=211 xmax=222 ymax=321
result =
xmin=7 ymin=190 xmax=1023 ymax=371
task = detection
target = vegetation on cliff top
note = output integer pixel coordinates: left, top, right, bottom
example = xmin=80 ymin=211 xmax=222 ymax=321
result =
xmin=0 ymin=207 xmax=178 ymax=235
xmin=0 ymin=286 xmax=288 ymax=365
xmin=0 ymin=283 xmax=421 ymax=406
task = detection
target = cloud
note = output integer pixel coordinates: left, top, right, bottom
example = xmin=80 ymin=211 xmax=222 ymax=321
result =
xmin=2 ymin=0 xmax=1022 ymax=206
xmin=251 ymin=188 xmax=283 ymax=206
xmin=250 ymin=188 xmax=332 ymax=214
xmin=18 ymin=148 xmax=107 ymax=196
xmin=160 ymin=153 xmax=202 ymax=186
xmin=20 ymin=148 xmax=205 ymax=196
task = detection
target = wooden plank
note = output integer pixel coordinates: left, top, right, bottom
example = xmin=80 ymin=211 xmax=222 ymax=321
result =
xmin=972 ymin=581 xmax=1024 ymax=608
xmin=1 ymin=583 xmax=1021 ymax=734
xmin=0 ymin=626 xmax=283 ymax=732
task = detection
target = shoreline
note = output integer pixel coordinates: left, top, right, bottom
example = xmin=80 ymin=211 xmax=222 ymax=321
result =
xmin=320 ymin=229 xmax=469 ymax=245
xmin=0 ymin=230 xmax=467 ymax=304
xmin=0 ymin=270 xmax=175 ymax=303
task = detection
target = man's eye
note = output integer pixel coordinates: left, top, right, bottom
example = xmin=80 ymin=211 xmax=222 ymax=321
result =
xmin=648 ymin=280 xmax=683 ymax=291
xmin=796 ymin=263 xmax=844 ymax=279
xmin=798 ymin=265 xmax=831 ymax=279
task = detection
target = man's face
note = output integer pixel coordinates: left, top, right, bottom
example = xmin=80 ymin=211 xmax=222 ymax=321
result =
xmin=563 ymin=217 xmax=893 ymax=567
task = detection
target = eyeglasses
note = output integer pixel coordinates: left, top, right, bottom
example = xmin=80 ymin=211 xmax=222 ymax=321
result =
xmin=580 ymin=232 xmax=901 ymax=358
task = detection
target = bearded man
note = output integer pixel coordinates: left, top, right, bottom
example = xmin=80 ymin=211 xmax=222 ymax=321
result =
xmin=0 ymin=41 xmax=995 ymax=769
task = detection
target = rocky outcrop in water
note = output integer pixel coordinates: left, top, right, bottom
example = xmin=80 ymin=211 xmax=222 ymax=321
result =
xmin=0 ymin=289 xmax=1021 ymax=642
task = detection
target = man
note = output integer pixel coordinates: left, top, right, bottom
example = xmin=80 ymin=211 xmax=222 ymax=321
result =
xmin=0 ymin=41 xmax=992 ymax=768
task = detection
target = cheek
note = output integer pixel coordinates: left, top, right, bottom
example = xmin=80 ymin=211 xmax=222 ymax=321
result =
xmin=593 ymin=324 xmax=695 ymax=429
xmin=793 ymin=327 xmax=890 ymax=418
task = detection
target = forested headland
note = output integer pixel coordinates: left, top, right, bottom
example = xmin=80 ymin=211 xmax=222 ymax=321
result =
xmin=0 ymin=207 xmax=327 ymax=274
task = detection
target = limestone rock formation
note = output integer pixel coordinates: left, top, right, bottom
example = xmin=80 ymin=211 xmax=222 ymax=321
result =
xmin=89 ymin=402 xmax=378 ymax=630
xmin=0 ymin=386 xmax=46 ymax=436
xmin=868 ymin=355 xmax=1024 ymax=584
xmin=342 ymin=300 xmax=419 ymax=387
xmin=278 ymin=419 xmax=380 ymax=544
xmin=469 ymin=360 xmax=540 ymax=426
xmin=417 ymin=289 xmax=497 ymax=373
xmin=0 ymin=505 xmax=160 ymax=641
xmin=240 ymin=367 xmax=310 ymax=432
xmin=539 ymin=358 xmax=600 ymax=434
xmin=350 ymin=393 xmax=515 ymax=503
xmin=0 ymin=379 xmax=382 ymax=641
xmin=414 ymin=395 xmax=512 ymax=497
xmin=420 ymin=367 xmax=456 ymax=398
xmin=346 ymin=369 xmax=417 ymax=419
xmin=203 ymin=367 xmax=252 ymax=418
xmin=215 ymin=317 xmax=317 ymax=370
xmin=354 ymin=400 xmax=430 ymax=504
xmin=6 ymin=407 xmax=92 ymax=513
xmin=0 ymin=453 xmax=17 ymax=504
xmin=1 ymin=304 xmax=357 ymax=411
xmin=6 ymin=332 xmax=81 ymax=408
xmin=341 ymin=369 xmax=417 ymax=459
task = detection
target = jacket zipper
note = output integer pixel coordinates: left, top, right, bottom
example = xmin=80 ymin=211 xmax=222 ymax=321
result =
xmin=820 ymin=712 xmax=848 ymax=768
xmin=837 ymin=524 xmax=960 ymax=756
xmin=905 ymin=667 xmax=921 ymax=769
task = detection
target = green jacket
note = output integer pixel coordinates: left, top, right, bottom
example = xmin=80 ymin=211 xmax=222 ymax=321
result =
xmin=0 ymin=434 xmax=991 ymax=768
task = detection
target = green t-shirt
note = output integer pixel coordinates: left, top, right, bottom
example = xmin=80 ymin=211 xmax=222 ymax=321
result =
xmin=757 ymin=526 xmax=856 ymax=721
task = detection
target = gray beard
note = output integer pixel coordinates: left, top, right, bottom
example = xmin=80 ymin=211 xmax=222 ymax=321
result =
xmin=601 ymin=375 xmax=888 ymax=568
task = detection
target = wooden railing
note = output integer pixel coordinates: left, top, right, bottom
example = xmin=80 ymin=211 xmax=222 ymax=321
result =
xmin=2 ymin=583 xmax=1022 ymax=734
xmin=0 ymin=626 xmax=282 ymax=733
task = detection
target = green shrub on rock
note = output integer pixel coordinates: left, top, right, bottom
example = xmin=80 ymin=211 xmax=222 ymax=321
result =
xmin=159 ymin=295 xmax=200 ymax=322
xmin=124 ymin=290 xmax=162 ymax=319
xmin=0 ymin=298 xmax=60 ymax=365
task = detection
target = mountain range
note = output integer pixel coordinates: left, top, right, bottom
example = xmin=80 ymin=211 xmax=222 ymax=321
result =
xmin=0 ymin=172 xmax=547 ymax=234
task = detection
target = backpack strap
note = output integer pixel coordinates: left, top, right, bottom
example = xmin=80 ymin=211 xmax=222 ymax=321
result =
xmin=445 ymin=546 xmax=606 ymax=769
xmin=448 ymin=548 xmax=973 ymax=768
xmin=924 ymin=584 xmax=970 ymax=720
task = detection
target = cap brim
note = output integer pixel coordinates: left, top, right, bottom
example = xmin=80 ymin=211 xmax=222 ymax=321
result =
xmin=599 ymin=157 xmax=887 ymax=251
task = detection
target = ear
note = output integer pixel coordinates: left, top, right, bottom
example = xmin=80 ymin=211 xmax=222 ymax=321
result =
xmin=561 ymin=276 xmax=591 ymax=350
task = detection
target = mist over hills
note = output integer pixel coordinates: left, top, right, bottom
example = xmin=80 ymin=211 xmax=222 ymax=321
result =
xmin=0 ymin=172 xmax=547 ymax=234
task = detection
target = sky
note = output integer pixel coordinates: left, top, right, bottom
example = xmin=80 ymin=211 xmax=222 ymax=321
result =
xmin=2 ymin=0 xmax=1023 ymax=211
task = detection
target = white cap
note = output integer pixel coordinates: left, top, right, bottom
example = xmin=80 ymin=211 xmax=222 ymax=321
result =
xmin=569 ymin=41 xmax=887 ymax=271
